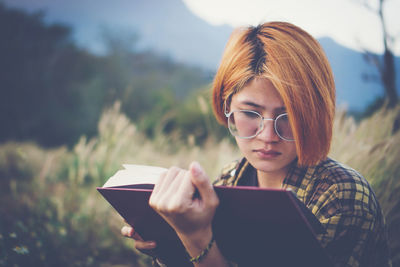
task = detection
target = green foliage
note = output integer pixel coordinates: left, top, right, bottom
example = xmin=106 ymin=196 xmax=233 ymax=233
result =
xmin=0 ymin=4 xmax=105 ymax=147
xmin=0 ymin=142 xmax=145 ymax=266
xmin=146 ymin=87 xmax=228 ymax=145
xmin=0 ymin=3 xmax=212 ymax=148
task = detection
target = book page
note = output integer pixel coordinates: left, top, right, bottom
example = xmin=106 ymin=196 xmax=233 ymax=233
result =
xmin=103 ymin=164 xmax=167 ymax=188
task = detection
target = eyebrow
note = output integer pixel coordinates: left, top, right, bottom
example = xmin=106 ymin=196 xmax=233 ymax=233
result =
xmin=239 ymin=100 xmax=286 ymax=112
xmin=241 ymin=101 xmax=264 ymax=109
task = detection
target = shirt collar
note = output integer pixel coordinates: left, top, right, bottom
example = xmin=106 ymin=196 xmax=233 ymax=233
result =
xmin=234 ymin=158 xmax=309 ymax=191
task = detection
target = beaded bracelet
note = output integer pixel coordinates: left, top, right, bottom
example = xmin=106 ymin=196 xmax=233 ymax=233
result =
xmin=188 ymin=236 xmax=215 ymax=263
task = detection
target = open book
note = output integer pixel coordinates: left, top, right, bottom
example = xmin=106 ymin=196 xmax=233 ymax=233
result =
xmin=97 ymin=164 xmax=332 ymax=267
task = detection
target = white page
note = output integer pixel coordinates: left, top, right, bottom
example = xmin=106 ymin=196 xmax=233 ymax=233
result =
xmin=103 ymin=164 xmax=167 ymax=188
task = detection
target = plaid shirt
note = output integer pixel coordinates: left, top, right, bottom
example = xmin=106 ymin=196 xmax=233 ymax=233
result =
xmin=214 ymin=157 xmax=391 ymax=267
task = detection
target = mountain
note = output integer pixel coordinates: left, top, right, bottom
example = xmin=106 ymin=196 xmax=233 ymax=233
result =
xmin=319 ymin=37 xmax=400 ymax=111
xmin=1 ymin=0 xmax=399 ymax=111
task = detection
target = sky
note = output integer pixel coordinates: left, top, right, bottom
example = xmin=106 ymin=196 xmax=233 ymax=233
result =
xmin=2 ymin=0 xmax=399 ymax=56
xmin=183 ymin=0 xmax=400 ymax=55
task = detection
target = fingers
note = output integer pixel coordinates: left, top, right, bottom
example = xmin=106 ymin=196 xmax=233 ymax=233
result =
xmin=152 ymin=168 xmax=174 ymax=196
xmin=189 ymin=161 xmax=219 ymax=207
xmin=121 ymin=226 xmax=156 ymax=251
xmin=148 ymin=162 xmax=219 ymax=238
xmin=150 ymin=162 xmax=218 ymax=211
xmin=135 ymin=240 xmax=157 ymax=251
xmin=163 ymin=168 xmax=189 ymax=202
xmin=150 ymin=167 xmax=180 ymax=206
xmin=150 ymin=166 xmax=190 ymax=211
xmin=121 ymin=226 xmax=142 ymax=240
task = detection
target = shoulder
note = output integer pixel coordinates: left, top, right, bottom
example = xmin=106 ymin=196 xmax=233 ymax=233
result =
xmin=316 ymin=158 xmax=368 ymax=187
xmin=316 ymin=158 xmax=372 ymax=199
xmin=312 ymin=158 xmax=380 ymax=217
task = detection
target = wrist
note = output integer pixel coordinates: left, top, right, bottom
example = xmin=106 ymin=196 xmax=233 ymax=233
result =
xmin=178 ymin=228 xmax=230 ymax=267
xmin=187 ymin=235 xmax=215 ymax=263
xmin=178 ymin=227 xmax=213 ymax=257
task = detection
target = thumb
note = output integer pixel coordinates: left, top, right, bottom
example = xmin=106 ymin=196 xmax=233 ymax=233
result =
xmin=189 ymin=162 xmax=218 ymax=204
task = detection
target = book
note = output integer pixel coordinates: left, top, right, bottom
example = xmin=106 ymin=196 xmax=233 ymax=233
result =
xmin=97 ymin=164 xmax=333 ymax=267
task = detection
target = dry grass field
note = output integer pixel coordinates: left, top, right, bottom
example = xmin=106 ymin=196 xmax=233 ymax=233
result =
xmin=1 ymin=103 xmax=399 ymax=266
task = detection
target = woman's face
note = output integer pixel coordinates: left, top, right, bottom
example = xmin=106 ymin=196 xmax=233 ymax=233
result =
xmin=230 ymin=78 xmax=297 ymax=177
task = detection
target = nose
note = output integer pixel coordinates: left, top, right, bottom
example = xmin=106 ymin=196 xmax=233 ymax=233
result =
xmin=257 ymin=119 xmax=280 ymax=142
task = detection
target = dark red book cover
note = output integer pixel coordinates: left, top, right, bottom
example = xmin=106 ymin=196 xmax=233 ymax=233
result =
xmin=97 ymin=185 xmax=333 ymax=266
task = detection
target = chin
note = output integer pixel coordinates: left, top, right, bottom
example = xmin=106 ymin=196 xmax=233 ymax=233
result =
xmin=250 ymin=159 xmax=284 ymax=173
xmin=248 ymin=156 xmax=295 ymax=174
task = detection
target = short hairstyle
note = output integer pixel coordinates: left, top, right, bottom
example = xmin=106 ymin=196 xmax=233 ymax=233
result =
xmin=211 ymin=21 xmax=335 ymax=166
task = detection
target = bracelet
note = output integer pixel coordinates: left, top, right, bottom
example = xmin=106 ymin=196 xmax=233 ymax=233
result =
xmin=188 ymin=236 xmax=215 ymax=263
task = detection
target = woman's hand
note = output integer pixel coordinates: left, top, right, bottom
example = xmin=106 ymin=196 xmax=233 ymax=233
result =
xmin=149 ymin=161 xmax=219 ymax=246
xmin=121 ymin=225 xmax=156 ymax=255
xmin=123 ymin=162 xmax=228 ymax=266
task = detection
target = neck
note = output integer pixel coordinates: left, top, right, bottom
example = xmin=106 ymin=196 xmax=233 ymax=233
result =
xmin=256 ymin=168 xmax=289 ymax=189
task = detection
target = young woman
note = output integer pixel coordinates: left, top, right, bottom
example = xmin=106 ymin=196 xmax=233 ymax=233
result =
xmin=121 ymin=21 xmax=391 ymax=266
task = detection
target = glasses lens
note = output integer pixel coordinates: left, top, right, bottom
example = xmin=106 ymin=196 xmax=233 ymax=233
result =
xmin=228 ymin=110 xmax=261 ymax=138
xmin=275 ymin=113 xmax=294 ymax=141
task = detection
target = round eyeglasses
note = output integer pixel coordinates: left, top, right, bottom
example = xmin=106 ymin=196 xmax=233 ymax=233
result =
xmin=225 ymin=109 xmax=295 ymax=141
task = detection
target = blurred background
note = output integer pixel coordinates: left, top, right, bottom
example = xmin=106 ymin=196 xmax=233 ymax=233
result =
xmin=0 ymin=0 xmax=399 ymax=266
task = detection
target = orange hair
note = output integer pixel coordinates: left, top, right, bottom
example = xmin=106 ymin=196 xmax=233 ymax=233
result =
xmin=212 ymin=21 xmax=335 ymax=166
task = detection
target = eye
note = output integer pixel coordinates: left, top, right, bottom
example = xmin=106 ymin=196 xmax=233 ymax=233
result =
xmin=243 ymin=111 xmax=260 ymax=119
xmin=278 ymin=113 xmax=289 ymax=121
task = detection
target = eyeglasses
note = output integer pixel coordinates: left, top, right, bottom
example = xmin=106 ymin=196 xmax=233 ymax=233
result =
xmin=224 ymin=108 xmax=295 ymax=141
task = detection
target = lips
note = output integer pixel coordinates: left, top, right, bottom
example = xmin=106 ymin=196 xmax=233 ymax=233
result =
xmin=254 ymin=149 xmax=281 ymax=159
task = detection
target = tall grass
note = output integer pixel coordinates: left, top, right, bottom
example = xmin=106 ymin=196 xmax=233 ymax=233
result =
xmin=0 ymin=102 xmax=399 ymax=266
xmin=330 ymin=106 xmax=400 ymax=266
xmin=72 ymin=102 xmax=240 ymax=182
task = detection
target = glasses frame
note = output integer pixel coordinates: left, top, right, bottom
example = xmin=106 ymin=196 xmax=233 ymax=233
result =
xmin=224 ymin=100 xmax=295 ymax=141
